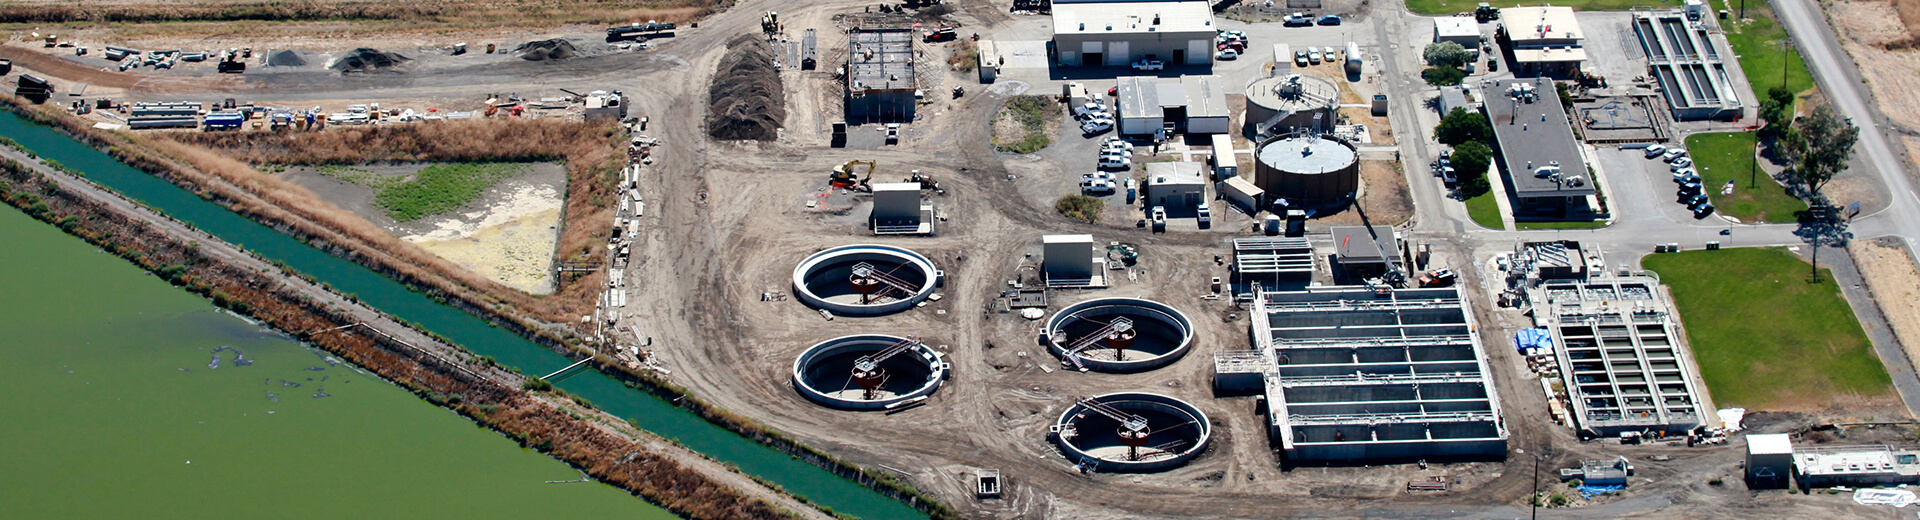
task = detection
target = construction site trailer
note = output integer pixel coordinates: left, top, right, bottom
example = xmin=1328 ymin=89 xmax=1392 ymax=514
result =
xmin=1209 ymin=133 xmax=1238 ymax=180
xmin=977 ymin=39 xmax=999 ymax=83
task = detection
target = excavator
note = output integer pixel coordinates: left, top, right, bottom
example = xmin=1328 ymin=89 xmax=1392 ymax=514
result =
xmin=830 ymin=160 xmax=877 ymax=189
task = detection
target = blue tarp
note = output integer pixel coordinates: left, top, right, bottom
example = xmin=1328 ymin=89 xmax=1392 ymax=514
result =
xmin=1516 ymin=328 xmax=1554 ymax=352
xmin=1577 ymin=484 xmax=1625 ymax=498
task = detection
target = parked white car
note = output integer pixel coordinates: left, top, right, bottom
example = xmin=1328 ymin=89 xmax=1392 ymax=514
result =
xmin=1102 ymin=137 xmax=1134 ymax=153
xmin=1098 ymin=155 xmax=1132 ymax=170
xmin=1308 ymin=48 xmax=1322 ymax=64
xmin=1073 ymin=102 xmax=1108 ymax=119
xmin=1081 ymin=117 xmax=1114 ymax=134
xmin=1663 ymin=148 xmax=1688 ymax=162
xmin=1217 ymin=48 xmax=1239 ymax=60
xmin=1196 ymin=204 xmax=1212 ymax=226
xmin=1081 ymin=179 xmax=1116 ymax=194
xmin=1131 ymin=59 xmax=1164 ymax=71
xmin=1644 ymin=144 xmax=1667 ymax=159
xmin=1670 ymin=156 xmax=1693 ymax=168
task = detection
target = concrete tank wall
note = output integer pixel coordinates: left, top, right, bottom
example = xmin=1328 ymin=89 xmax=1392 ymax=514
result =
xmin=1244 ymin=74 xmax=1338 ymax=138
xmin=792 ymin=334 xmax=948 ymax=410
xmin=791 ymin=244 xmax=941 ymax=316
xmin=1053 ymin=392 xmax=1212 ymax=472
xmin=1045 ymin=297 xmax=1195 ymax=372
xmin=1254 ymin=134 xmax=1359 ymax=205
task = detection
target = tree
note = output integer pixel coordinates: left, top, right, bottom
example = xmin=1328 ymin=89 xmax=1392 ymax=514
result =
xmin=1452 ymin=141 xmax=1495 ymax=197
xmin=1422 ymin=66 xmax=1466 ymax=86
xmin=1434 ymin=107 xmax=1492 ymax=146
xmin=1423 ymin=42 xmax=1472 ymax=68
xmin=1785 ymin=103 xmax=1858 ymax=198
xmin=1758 ymin=86 xmax=1796 ymax=139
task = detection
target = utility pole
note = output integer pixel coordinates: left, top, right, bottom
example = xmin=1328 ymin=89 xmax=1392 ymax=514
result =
xmin=1531 ymin=452 xmax=1542 ymax=520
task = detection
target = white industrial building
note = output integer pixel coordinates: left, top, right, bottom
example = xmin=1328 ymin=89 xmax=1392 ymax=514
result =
xmin=1182 ymin=75 xmax=1230 ymax=135
xmin=1500 ymin=6 xmax=1587 ymax=78
xmin=1434 ymin=16 xmax=1481 ymax=48
xmin=1220 ymin=176 xmax=1263 ymax=213
xmin=1745 ymin=434 xmax=1793 ymax=488
xmin=1051 ymin=0 xmax=1217 ymax=67
xmin=1794 ymin=445 xmax=1920 ymax=489
xmin=1043 ymin=234 xmax=1105 ymax=287
xmin=1144 ymin=162 xmax=1207 ymax=217
xmin=1118 ymin=75 xmax=1231 ymax=137
xmin=1116 ymin=76 xmax=1165 ymax=136
xmin=870 ymin=182 xmax=933 ymax=235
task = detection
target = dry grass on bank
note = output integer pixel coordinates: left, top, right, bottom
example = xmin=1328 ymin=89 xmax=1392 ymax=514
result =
xmin=154 ymin=118 xmax=626 ymax=322
xmin=0 ymin=0 xmax=726 ymax=27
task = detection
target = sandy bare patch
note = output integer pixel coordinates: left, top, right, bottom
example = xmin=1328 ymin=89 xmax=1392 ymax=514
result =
xmin=1831 ymin=0 xmax=1920 ymax=131
xmin=413 ymin=207 xmax=562 ymax=294
xmin=1313 ymin=160 xmax=1412 ymax=226
xmin=1851 ymin=238 xmax=1920 ymax=390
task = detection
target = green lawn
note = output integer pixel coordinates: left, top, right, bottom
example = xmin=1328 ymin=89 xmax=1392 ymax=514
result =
xmin=1643 ymin=248 xmax=1890 ymax=408
xmin=1716 ymin=0 xmax=1815 ymax=97
xmin=1684 ymin=132 xmax=1805 ymax=222
xmin=1463 ymin=190 xmax=1505 ymax=229
xmin=1407 ymin=0 xmax=1675 ymax=15
xmin=1518 ymin=220 xmax=1606 ymax=230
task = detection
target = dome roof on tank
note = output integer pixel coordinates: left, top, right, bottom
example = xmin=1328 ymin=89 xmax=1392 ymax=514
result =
xmin=1258 ymin=135 xmax=1357 ymax=174
xmin=1246 ymin=73 xmax=1339 ymax=112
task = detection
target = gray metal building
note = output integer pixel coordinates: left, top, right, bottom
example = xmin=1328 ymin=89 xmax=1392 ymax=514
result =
xmin=1633 ymin=11 xmax=1742 ymax=120
xmin=1216 ymin=285 xmax=1510 ymax=462
xmin=846 ymin=29 xmax=916 ymax=123
xmin=1485 ymin=79 xmax=1597 ymax=215
xmin=1116 ymin=76 xmax=1164 ymax=136
xmin=1051 ymin=0 xmax=1217 ymax=67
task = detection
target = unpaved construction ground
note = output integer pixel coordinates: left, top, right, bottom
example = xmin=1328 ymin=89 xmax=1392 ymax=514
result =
xmin=1828 ymin=0 xmax=1920 ymax=172
xmin=7 ymin=0 xmax=1912 ymax=517
xmin=1852 ymin=237 xmax=1920 ymax=387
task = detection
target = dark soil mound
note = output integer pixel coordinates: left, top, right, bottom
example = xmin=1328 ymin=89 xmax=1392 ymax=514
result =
xmin=267 ymin=49 xmax=306 ymax=67
xmin=515 ymin=38 xmax=578 ymax=61
xmin=708 ymin=35 xmax=785 ymax=141
xmin=329 ymin=48 xmax=409 ymax=73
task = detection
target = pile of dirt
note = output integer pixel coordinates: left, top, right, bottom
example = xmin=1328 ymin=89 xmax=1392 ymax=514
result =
xmin=329 ymin=48 xmax=410 ymax=73
xmin=707 ymin=35 xmax=785 ymax=141
xmin=267 ymin=50 xmax=306 ymax=67
xmin=515 ymin=38 xmax=578 ymax=61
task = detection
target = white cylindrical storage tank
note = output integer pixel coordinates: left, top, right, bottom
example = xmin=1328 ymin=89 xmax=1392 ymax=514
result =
xmin=1053 ymin=392 xmax=1212 ymax=472
xmin=792 ymin=334 xmax=948 ymax=410
xmin=1254 ymin=133 xmax=1360 ymax=206
xmin=1344 ymin=42 xmax=1362 ymax=76
xmin=1044 ymin=297 xmax=1194 ymax=372
xmin=792 ymin=244 xmax=940 ymax=316
xmin=1243 ymin=73 xmax=1339 ymax=138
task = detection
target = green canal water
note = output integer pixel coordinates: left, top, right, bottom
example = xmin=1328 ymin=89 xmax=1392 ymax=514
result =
xmin=0 ymin=110 xmax=920 ymax=520
xmin=0 ymin=206 xmax=668 ymax=519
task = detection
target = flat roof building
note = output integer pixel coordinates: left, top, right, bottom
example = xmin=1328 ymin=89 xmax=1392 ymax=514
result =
xmin=1435 ymin=16 xmax=1481 ymax=47
xmin=1331 ymin=225 xmax=1398 ymax=268
xmin=1795 ymin=445 xmax=1920 ymax=489
xmin=870 ymin=182 xmax=933 ymax=235
xmin=1218 ymin=286 xmax=1510 ymax=462
xmin=846 ymin=29 xmax=916 ymax=123
xmin=1500 ymin=6 xmax=1586 ymax=78
xmin=1746 ymin=434 xmax=1793 ymax=489
xmin=1116 ymin=76 xmax=1164 ymax=136
xmin=1633 ymin=11 xmax=1742 ymax=120
xmin=1231 ymin=237 xmax=1315 ymax=292
xmin=1145 ymin=161 xmax=1208 ymax=217
xmin=1484 ymin=79 xmax=1597 ymax=215
xmin=1052 ymin=0 xmax=1217 ymax=68
xmin=1043 ymin=234 xmax=1105 ymax=287
xmin=1182 ymin=75 xmax=1230 ymax=135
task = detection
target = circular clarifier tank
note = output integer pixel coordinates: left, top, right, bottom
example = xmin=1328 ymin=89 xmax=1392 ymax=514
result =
xmin=1053 ymin=392 xmax=1211 ymax=472
xmin=1044 ymin=298 xmax=1194 ymax=372
xmin=791 ymin=244 xmax=941 ymax=316
xmin=792 ymin=334 xmax=949 ymax=410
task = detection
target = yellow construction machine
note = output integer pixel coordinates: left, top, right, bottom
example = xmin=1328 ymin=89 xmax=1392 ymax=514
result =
xmin=830 ymin=160 xmax=877 ymax=189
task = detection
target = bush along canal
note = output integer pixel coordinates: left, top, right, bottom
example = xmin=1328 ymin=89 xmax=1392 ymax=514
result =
xmin=0 ymin=108 xmax=929 ymax=520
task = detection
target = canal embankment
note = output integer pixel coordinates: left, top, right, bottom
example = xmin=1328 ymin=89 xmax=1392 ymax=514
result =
xmin=0 ymin=138 xmax=820 ymax=520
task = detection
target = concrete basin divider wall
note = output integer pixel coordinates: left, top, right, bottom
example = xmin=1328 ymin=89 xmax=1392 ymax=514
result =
xmin=792 ymin=334 xmax=950 ymax=410
xmin=791 ymin=244 xmax=943 ymax=316
xmin=1044 ymin=297 xmax=1195 ymax=372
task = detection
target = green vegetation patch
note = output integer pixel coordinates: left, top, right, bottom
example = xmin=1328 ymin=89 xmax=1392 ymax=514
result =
xmin=1055 ymin=194 xmax=1104 ymax=224
xmin=1407 ymin=0 xmax=1676 ymax=15
xmin=1463 ymin=190 xmax=1504 ymax=229
xmin=1684 ymin=132 xmax=1805 ymax=222
xmin=1643 ymin=248 xmax=1890 ymax=408
xmin=1716 ymin=0 xmax=1815 ymax=96
xmin=372 ymin=162 xmax=525 ymax=221
xmin=994 ymin=95 xmax=1059 ymax=154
